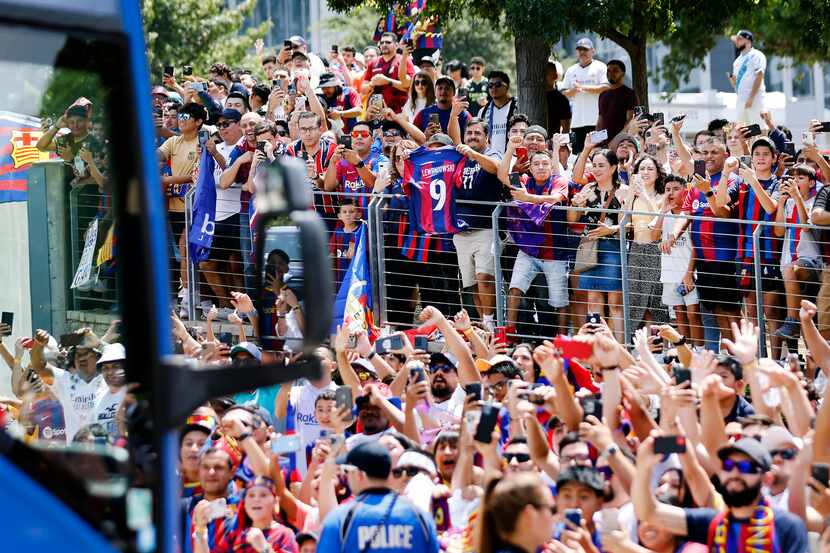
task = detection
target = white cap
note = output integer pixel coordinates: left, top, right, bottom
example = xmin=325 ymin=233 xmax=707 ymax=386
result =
xmin=97 ymin=343 xmax=126 ymax=365
xmin=576 ymin=37 xmax=594 ymax=50
xmin=761 ymin=425 xmax=803 ymax=451
xmin=397 ymin=450 xmax=437 ymax=476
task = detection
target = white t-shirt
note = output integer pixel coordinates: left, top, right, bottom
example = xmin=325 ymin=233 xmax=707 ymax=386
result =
xmin=213 ymin=139 xmax=243 ymax=221
xmin=733 ymin=48 xmax=766 ymax=102
xmin=782 ymin=191 xmax=821 ymax=265
xmin=49 ymin=368 xmax=105 ymax=442
xmin=345 ymin=428 xmax=393 ymax=451
xmin=486 ymin=101 xmax=512 ymax=153
xmin=660 ymin=213 xmax=693 ymax=283
xmin=562 ymin=60 xmax=608 ymax=128
xmin=427 ymin=385 xmax=466 ymax=427
xmin=91 ymin=386 xmax=127 ymax=436
xmin=289 ymin=381 xmax=338 ymax=475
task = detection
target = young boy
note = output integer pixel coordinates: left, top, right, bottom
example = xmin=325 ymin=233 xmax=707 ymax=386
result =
xmin=553 ymin=466 xmax=607 ymax=543
xmin=329 ymin=199 xmax=363 ymax=290
xmin=775 ymin=164 xmax=822 ymax=339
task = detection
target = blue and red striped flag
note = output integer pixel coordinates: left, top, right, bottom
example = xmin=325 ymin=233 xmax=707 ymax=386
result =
xmin=0 ymin=111 xmax=51 ymax=203
xmin=330 ymin=224 xmax=379 ymax=340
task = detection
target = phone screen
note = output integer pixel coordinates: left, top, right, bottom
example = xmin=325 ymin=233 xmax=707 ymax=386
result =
xmin=694 ymin=159 xmax=706 ymax=177
xmin=653 ymin=435 xmax=687 ymax=455
xmin=0 ymin=312 xmax=12 ymax=335
xmin=474 ymin=404 xmax=499 ymax=443
xmin=335 ymin=386 xmax=353 ymax=412
xmin=414 ymin=335 xmax=428 ymax=351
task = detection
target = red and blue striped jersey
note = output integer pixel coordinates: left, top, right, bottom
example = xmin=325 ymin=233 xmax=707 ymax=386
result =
xmin=286 ymin=138 xmax=338 ymax=220
xmin=334 ymin=151 xmax=388 ymax=213
xmin=403 ymin=146 xmax=467 ymax=235
xmin=681 ymin=172 xmax=741 ymax=262
xmin=329 ymin=223 xmax=362 ymax=291
xmin=736 ymin=177 xmax=781 ymax=263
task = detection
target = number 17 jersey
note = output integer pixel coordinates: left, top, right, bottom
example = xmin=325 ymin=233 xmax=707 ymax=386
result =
xmin=403 ymin=145 xmax=467 ymax=235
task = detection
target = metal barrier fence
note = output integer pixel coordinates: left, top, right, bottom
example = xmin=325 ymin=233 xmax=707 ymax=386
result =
xmin=167 ymin=186 xmax=827 ymax=358
xmin=68 ymin=185 xmax=117 ymax=311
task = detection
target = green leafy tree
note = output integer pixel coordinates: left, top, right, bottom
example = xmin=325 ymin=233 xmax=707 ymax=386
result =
xmin=141 ymin=0 xmax=270 ymax=79
xmin=735 ymin=0 xmax=830 ymax=63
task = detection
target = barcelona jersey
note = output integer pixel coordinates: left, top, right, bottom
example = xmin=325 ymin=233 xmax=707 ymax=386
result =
xmin=403 ymin=146 xmax=467 ymax=235
xmin=682 ymin=172 xmax=740 ymax=262
xmin=736 ymin=176 xmax=781 ymax=264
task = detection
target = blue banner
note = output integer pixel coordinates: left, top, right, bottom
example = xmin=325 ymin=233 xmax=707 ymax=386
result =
xmin=187 ymin=147 xmax=216 ymax=264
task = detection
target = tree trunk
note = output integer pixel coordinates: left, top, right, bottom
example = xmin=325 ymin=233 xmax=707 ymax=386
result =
xmin=513 ymin=34 xmax=550 ymax=128
xmin=628 ymin=39 xmax=649 ymax=111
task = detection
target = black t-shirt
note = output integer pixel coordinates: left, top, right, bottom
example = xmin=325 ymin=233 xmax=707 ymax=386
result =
xmin=813 ymin=185 xmax=830 ymax=264
xmin=546 ymin=88 xmax=572 ymax=135
xmin=467 ymin=79 xmax=489 ymax=116
xmin=597 ymin=85 xmax=636 ymax=140
xmin=685 ymin=507 xmax=807 ymax=553
xmin=455 ymin=149 xmax=505 ymax=230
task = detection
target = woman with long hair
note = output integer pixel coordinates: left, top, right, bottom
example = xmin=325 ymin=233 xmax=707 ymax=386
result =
xmin=477 ymin=472 xmax=556 ymax=553
xmin=570 ymin=136 xmax=629 ymax=341
xmin=623 ymin=154 xmax=668 ymax=339
xmin=403 ymin=71 xmax=435 ymax=122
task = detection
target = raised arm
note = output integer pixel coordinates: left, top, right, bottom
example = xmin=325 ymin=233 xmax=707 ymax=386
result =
xmin=632 ymin=434 xmax=689 ymax=535
xmin=418 ymin=306 xmax=478 ymax=385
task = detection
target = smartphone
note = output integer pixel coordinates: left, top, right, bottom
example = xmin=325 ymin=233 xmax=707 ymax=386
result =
xmin=493 ymin=326 xmax=507 ymax=346
xmin=601 ymin=508 xmax=620 ymax=532
xmin=812 ymin=463 xmax=830 ymax=487
xmin=508 ymin=172 xmax=523 ymax=189
xmin=589 ymin=129 xmax=609 ymax=143
xmin=740 ymin=155 xmax=752 ymax=167
xmin=586 ymin=312 xmax=602 ymax=325
xmin=256 ymin=141 xmax=267 ymax=154
xmin=272 ymin=79 xmax=282 ymax=91
xmin=694 ymin=159 xmax=706 ymax=177
xmin=426 ymin=341 xmax=445 ymax=353
xmin=429 ymin=113 xmax=441 ymax=126
xmin=457 ymin=87 xmax=469 ymax=101
xmin=414 ymin=335 xmax=428 ymax=351
xmin=60 ymin=333 xmax=83 ymax=348
xmin=633 ymin=106 xmax=646 ymax=118
xmin=182 ymin=66 xmax=193 ymax=76
xmin=375 ymin=334 xmax=404 ymax=354
xmin=0 ymin=312 xmax=12 ymax=336
xmin=581 ymin=396 xmax=603 ymax=420
xmin=335 ymin=386 xmax=353 ymax=413
xmin=371 ymin=94 xmax=385 ymax=108
xmin=191 ymin=81 xmax=206 ymax=93
xmin=743 ymin=124 xmax=762 ymax=138
xmin=338 ymin=135 xmax=352 ymax=150
xmin=205 ymin=498 xmax=228 ymax=521
xmin=518 ymin=390 xmax=546 ymax=405
xmin=331 ymin=44 xmax=339 ymax=53
xmin=653 ymin=435 xmax=687 ymax=455
xmin=564 ymin=508 xmax=583 ymax=528
xmin=782 ymin=141 xmax=796 ymax=157
xmin=474 ymin=403 xmax=499 ymax=443
xmin=646 ymin=144 xmax=658 ymax=156
xmin=198 ymin=129 xmax=210 ymax=147
xmin=817 ymin=122 xmax=830 ymax=133
xmin=347 ymin=334 xmax=358 ymax=349
xmin=670 ymin=113 xmax=687 ymax=123
xmin=568 ymin=131 xmax=577 ymax=145
xmin=217 ymin=331 xmax=233 ymax=346
xmin=553 ymin=335 xmax=592 ymax=360
xmin=272 ymin=433 xmax=301 ymax=454
xmin=652 ymin=112 xmax=665 ymax=126
xmin=287 ymin=82 xmax=296 ymax=96
xmin=674 ymin=367 xmax=691 ymax=386
xmin=409 ymin=365 xmax=426 ymax=383
xmin=163 ymin=65 xmax=174 ymax=77
xmin=464 ymin=382 xmax=482 ymax=400
xmin=284 ymin=39 xmax=293 ymax=48
xmin=515 ymin=146 xmax=529 ymax=162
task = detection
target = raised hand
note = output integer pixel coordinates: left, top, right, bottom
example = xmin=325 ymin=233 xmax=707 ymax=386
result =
xmin=721 ymin=319 xmax=758 ymax=365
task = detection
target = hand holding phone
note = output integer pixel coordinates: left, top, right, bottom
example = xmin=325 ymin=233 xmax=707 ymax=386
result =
xmin=0 ymin=312 xmax=12 ymax=336
xmin=653 ymin=435 xmax=687 ymax=455
xmin=474 ymin=403 xmax=499 ymax=443
xmin=335 ymin=386 xmax=353 ymax=414
xmin=812 ymin=463 xmax=830 ymax=487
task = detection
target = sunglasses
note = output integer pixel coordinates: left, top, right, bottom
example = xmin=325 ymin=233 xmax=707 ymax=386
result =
xmin=216 ymin=121 xmax=236 ymax=128
xmin=488 ymin=82 xmax=506 ymax=89
xmin=276 ymin=130 xmax=288 ymax=137
xmin=504 ymin=452 xmax=531 ymax=463
xmin=392 ymin=466 xmax=423 ymax=478
xmin=770 ymin=448 xmax=798 ymax=460
xmin=722 ymin=458 xmax=762 ymax=474
xmin=177 ymin=113 xmax=192 ymax=120
xmin=351 ymin=130 xmax=371 ymax=138
xmin=414 ymin=79 xmax=429 ymax=85
xmin=430 ymin=364 xmax=456 ymax=374
xmin=383 ymin=131 xmax=401 ymax=138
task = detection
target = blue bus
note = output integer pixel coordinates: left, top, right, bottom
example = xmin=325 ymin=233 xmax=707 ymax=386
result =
xmin=0 ymin=1 xmax=331 ymax=550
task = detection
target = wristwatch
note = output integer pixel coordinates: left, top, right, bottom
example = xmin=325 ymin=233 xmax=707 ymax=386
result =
xmin=238 ymin=432 xmax=252 ymax=442
xmin=367 ymin=350 xmax=377 ymax=360
xmin=356 ymin=160 xmax=365 ymax=169
xmin=599 ymin=443 xmax=619 ymax=461
xmin=671 ymin=336 xmax=687 ymax=347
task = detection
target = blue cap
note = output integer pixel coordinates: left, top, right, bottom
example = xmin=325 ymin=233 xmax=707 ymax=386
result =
xmin=218 ymin=108 xmax=242 ymax=122
xmin=336 ymin=441 xmax=392 ymax=479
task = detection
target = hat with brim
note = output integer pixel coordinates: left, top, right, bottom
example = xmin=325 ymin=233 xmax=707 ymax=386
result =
xmin=718 ymin=437 xmax=772 ymax=472
xmin=396 ymin=450 xmax=437 ymax=476
xmin=336 ymin=441 xmax=392 ymax=479
xmin=318 ymin=72 xmax=340 ymax=89
xmin=426 ymin=133 xmax=453 ymax=147
xmin=761 ymin=425 xmax=803 ymax=452
xmin=419 ymin=56 xmax=436 ymax=67
xmin=576 ymin=37 xmax=594 ymax=50
xmin=230 ymin=341 xmax=262 ymax=361
xmin=97 ymin=343 xmax=126 ymax=365
xmin=609 ymin=133 xmax=641 ymax=153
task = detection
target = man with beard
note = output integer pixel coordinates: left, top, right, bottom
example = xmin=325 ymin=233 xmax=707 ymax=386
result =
xmin=633 ymin=435 xmax=807 ymax=553
xmin=345 ymin=389 xmax=393 ymax=451
xmin=761 ymin=426 xmax=803 ymax=510
xmin=729 ymin=29 xmax=766 ymax=125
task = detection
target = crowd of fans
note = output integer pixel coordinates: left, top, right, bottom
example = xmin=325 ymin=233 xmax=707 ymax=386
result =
xmin=8 ymin=22 xmax=830 ymax=553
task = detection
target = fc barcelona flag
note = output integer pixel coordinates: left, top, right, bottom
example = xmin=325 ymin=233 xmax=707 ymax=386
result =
xmin=330 ymin=225 xmax=379 ymax=340
xmin=0 ymin=111 xmax=51 ymax=203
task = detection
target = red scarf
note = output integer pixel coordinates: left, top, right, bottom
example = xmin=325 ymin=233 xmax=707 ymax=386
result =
xmin=707 ymin=498 xmax=776 ymax=553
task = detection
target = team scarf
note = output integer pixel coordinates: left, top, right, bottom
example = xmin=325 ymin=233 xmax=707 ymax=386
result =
xmin=707 ymin=498 xmax=776 ymax=553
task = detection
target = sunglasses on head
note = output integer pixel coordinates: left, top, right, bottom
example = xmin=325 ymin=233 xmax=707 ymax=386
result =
xmin=351 ymin=129 xmax=371 ymax=138
xmin=504 ymin=452 xmax=531 ymax=463
xmin=722 ymin=458 xmax=762 ymax=474
xmin=392 ymin=466 xmax=423 ymax=478
xmin=770 ymin=448 xmax=798 ymax=460
xmin=177 ymin=113 xmax=192 ymax=120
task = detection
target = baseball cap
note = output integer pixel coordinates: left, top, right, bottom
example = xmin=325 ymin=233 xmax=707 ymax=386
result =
xmin=337 ymin=441 xmax=392 ymax=479
xmin=396 ymin=450 xmax=437 ymax=476
xmin=151 ymin=85 xmax=170 ymax=97
xmin=426 ymin=133 xmax=453 ymax=147
xmin=97 ymin=343 xmax=126 ymax=365
xmin=318 ymin=72 xmax=340 ymax=88
xmin=230 ymin=341 xmax=262 ymax=361
xmin=435 ymin=76 xmax=456 ymax=89
xmin=524 ymin=125 xmax=548 ymax=140
xmin=182 ymin=413 xmax=218 ymax=437
xmin=761 ymin=425 xmax=803 ymax=452
xmin=419 ymin=56 xmax=436 ymax=67
xmin=556 ymin=466 xmax=605 ymax=494
xmin=288 ymin=35 xmax=307 ymax=47
xmin=475 ymin=353 xmax=516 ymax=374
xmin=609 ymin=133 xmax=641 ymax=152
xmin=66 ymin=105 xmax=89 ymax=118
xmin=576 ymin=37 xmax=594 ymax=50
xmin=218 ymin=108 xmax=242 ymax=122
xmin=736 ymin=29 xmax=754 ymax=41
xmin=429 ymin=351 xmax=458 ymax=368
xmin=351 ymin=358 xmax=378 ymax=378
xmin=718 ymin=437 xmax=772 ymax=472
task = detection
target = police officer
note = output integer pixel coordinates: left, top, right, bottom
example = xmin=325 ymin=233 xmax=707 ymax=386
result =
xmin=318 ymin=442 xmax=440 ymax=552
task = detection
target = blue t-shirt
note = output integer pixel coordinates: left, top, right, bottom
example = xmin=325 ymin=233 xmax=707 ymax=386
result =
xmin=318 ymin=489 xmax=439 ymax=553
xmin=455 ymin=149 xmax=504 ymax=230
xmin=413 ymin=104 xmax=472 ymax=137
xmin=685 ymin=506 xmax=807 ymax=553
xmin=725 ymin=395 xmax=756 ymax=424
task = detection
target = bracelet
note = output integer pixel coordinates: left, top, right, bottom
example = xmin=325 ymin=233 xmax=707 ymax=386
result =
xmin=599 ymin=443 xmax=618 ymax=460
xmin=671 ymin=336 xmax=687 ymax=347
xmin=367 ymin=351 xmax=378 ymax=360
xmin=238 ymin=432 xmax=252 ymax=442
xmin=705 ymin=190 xmax=714 ymax=198
xmin=599 ymin=366 xmax=619 ymax=372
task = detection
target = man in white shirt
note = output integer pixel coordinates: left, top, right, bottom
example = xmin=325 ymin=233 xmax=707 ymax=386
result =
xmin=90 ymin=343 xmax=128 ymax=437
xmin=729 ymin=29 xmax=766 ymax=124
xmin=562 ymin=37 xmax=608 ymax=155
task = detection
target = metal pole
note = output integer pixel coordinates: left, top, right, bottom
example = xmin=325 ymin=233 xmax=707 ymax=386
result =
xmin=752 ymin=224 xmax=767 ymax=357
xmin=368 ymin=195 xmax=388 ymax=327
xmin=69 ymin=188 xmax=81 ymax=308
xmin=619 ymin=212 xmax=631 ymax=344
xmin=491 ymin=204 xmax=505 ymax=326
xmin=184 ymin=188 xmax=197 ymax=321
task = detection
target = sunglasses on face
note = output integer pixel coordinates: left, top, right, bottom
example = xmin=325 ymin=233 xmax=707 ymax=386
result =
xmin=504 ymin=452 xmax=531 ymax=463
xmin=392 ymin=466 xmax=424 ymax=478
xmin=383 ymin=131 xmax=401 ymax=138
xmin=488 ymin=82 xmax=505 ymax=89
xmin=276 ymin=130 xmax=288 ymax=137
xmin=177 ymin=113 xmax=192 ymax=120
xmin=351 ymin=129 xmax=371 ymax=138
xmin=770 ymin=448 xmax=798 ymax=460
xmin=430 ymin=364 xmax=456 ymax=374
xmin=722 ymin=458 xmax=762 ymax=474
xmin=216 ymin=121 xmax=236 ymax=128
xmin=414 ymin=79 xmax=429 ymax=85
